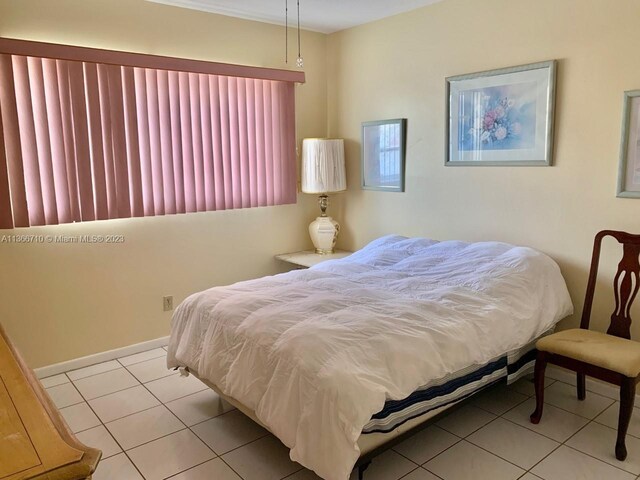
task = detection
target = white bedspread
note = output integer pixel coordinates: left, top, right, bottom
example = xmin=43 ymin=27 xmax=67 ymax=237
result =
xmin=167 ymin=235 xmax=573 ymax=480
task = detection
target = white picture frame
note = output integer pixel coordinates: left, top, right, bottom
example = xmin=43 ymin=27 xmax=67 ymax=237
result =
xmin=446 ymin=60 xmax=557 ymax=166
xmin=361 ymin=119 xmax=407 ymax=192
xmin=617 ymin=90 xmax=640 ymax=198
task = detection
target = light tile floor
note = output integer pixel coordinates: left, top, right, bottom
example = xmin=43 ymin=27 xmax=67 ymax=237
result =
xmin=43 ymin=346 xmax=640 ymax=480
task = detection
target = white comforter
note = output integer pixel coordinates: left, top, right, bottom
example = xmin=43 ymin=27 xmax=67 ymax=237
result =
xmin=167 ymin=235 xmax=573 ymax=480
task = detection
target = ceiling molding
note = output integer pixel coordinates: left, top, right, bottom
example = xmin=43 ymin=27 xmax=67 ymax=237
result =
xmin=148 ymin=0 xmax=303 ymax=30
xmin=146 ymin=0 xmax=444 ymax=34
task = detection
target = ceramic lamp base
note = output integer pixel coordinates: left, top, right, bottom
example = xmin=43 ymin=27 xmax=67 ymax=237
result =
xmin=309 ymin=216 xmax=340 ymax=254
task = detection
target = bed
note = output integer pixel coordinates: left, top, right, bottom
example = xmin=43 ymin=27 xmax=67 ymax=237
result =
xmin=167 ymin=235 xmax=573 ymax=480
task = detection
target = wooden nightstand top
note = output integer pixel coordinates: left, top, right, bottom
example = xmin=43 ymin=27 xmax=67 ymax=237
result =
xmin=275 ymin=249 xmax=353 ymax=268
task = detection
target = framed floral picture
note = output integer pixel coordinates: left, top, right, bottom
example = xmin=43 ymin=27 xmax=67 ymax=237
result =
xmin=446 ymin=60 xmax=557 ymax=166
xmin=617 ymin=90 xmax=640 ymax=198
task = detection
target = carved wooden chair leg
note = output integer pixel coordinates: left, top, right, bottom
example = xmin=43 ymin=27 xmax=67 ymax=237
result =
xmin=616 ymin=377 xmax=637 ymax=461
xmin=530 ymin=351 xmax=548 ymax=424
xmin=358 ymin=461 xmax=371 ymax=480
xmin=577 ymin=373 xmax=586 ymax=400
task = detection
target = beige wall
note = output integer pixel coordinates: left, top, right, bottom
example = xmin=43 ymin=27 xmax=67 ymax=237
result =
xmin=327 ymin=0 xmax=640 ymax=336
xmin=3 ymin=0 xmax=640 ymax=367
xmin=0 ymin=0 xmax=327 ymax=367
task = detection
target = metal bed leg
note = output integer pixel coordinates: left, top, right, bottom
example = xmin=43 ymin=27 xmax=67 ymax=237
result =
xmin=358 ymin=461 xmax=371 ymax=480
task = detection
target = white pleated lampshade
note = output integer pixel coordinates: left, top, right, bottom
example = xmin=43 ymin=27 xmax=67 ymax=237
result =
xmin=301 ymin=138 xmax=347 ymax=194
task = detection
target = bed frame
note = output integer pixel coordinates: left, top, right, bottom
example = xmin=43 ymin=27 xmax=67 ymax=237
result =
xmin=352 ymin=395 xmax=477 ymax=479
xmin=175 ymin=327 xmax=543 ymax=479
xmin=187 ymin=366 xmax=524 ymax=479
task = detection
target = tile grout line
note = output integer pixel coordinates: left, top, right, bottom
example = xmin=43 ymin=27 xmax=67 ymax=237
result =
xmin=288 ymin=377 xmax=626 ymax=479
xmin=538 ymin=380 xmax=616 ymax=420
xmin=67 ymin=375 xmax=253 ymax=476
xmin=412 ymin=436 xmax=464 ymax=470
xmin=127 ymin=428 xmax=221 ymax=480
xmin=67 ymin=371 xmax=143 ymax=402
xmin=470 ymin=395 xmax=529 ymax=417
xmin=565 ymin=442 xmax=639 ymax=476
xmin=112 ymin=373 xmax=277 ymax=478
xmin=61 ymin=359 xmax=272 ymax=461
xmin=381 ymin=448 xmax=421 ymax=470
xmin=491 ymin=413 xmax=563 ymax=477
xmin=465 ymin=439 xmax=536 ymax=473
xmin=521 ymin=411 xmax=637 ymax=477
xmin=66 ymin=365 xmax=122 ymax=382
xmin=74 ymin=379 xmax=209 ymax=427
xmin=63 ymin=368 xmax=206 ymax=405
xmin=218 ymin=455 xmax=249 ymax=480
xmin=119 ymin=354 xmax=181 ymax=382
xmin=55 ymin=349 xmax=218 ymax=480
xmin=58 ymin=353 xmax=635 ymax=480
xmin=510 ymin=378 xmax=615 ymax=421
xmin=48 ymin=380 xmax=86 ymax=409
xmin=116 ymin=350 xmax=168 ymax=368
xmin=498 ymin=381 xmax=630 ymax=448
xmin=60 ymin=367 xmax=148 ymax=480
xmin=420 ymin=379 xmax=632 ymax=479
xmin=162 ymin=457 xmax=228 ymax=480
xmin=436 ymin=406 xmax=499 ymax=439
xmin=193 ymin=428 xmax=272 ymax=458
xmin=101 ymin=403 xmax=161 ymax=426
xmin=138 ymin=374 xmax=209 ymax=405
xmin=497 ymin=403 xmax=586 ymax=444
xmin=392 ymin=440 xmax=452 ymax=466
xmin=415 ymin=465 xmax=446 ymax=480
xmin=182 ymin=404 xmax=239 ymax=430
xmin=498 ymin=399 xmax=588 ymax=478
xmin=46 ymin=350 xmax=168 ymax=385
xmin=211 ymin=433 xmax=302 ymax=480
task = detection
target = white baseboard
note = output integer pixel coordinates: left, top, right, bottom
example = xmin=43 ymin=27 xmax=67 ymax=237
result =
xmin=33 ymin=341 xmax=636 ymax=403
xmin=34 ymin=336 xmax=170 ymax=379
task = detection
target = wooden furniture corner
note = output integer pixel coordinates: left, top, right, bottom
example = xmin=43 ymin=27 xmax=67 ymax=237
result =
xmin=0 ymin=323 xmax=101 ymax=479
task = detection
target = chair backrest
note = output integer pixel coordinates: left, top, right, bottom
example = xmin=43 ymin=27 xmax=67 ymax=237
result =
xmin=580 ymin=230 xmax=640 ymax=339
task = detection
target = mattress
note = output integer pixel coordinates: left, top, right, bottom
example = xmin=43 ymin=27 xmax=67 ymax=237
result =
xmin=363 ymin=334 xmax=540 ymax=434
xmin=184 ymin=335 xmax=541 ymax=458
xmin=168 ymin=235 xmax=573 ymax=480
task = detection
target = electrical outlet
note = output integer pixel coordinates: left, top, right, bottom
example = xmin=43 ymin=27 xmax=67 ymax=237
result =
xmin=163 ymin=295 xmax=173 ymax=312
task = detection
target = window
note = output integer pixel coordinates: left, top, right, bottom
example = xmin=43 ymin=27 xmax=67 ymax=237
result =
xmin=0 ymin=38 xmax=304 ymax=228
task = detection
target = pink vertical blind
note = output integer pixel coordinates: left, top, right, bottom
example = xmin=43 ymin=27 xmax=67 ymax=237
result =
xmin=0 ymin=38 xmax=303 ymax=228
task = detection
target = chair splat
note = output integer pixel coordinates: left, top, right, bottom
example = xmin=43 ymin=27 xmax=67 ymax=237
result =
xmin=608 ymin=243 xmax=640 ymax=339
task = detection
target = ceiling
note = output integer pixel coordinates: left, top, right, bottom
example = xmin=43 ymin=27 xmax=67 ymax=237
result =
xmin=146 ymin=0 xmax=444 ymax=34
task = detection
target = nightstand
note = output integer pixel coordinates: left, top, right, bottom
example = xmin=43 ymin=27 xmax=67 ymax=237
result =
xmin=275 ymin=249 xmax=352 ymax=268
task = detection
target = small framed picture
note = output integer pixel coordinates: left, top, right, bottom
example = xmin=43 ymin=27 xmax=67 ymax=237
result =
xmin=446 ymin=60 xmax=557 ymax=166
xmin=361 ymin=118 xmax=407 ymax=192
xmin=617 ymin=90 xmax=640 ymax=198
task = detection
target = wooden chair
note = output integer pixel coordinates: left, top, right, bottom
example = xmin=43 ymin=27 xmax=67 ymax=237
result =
xmin=530 ymin=230 xmax=640 ymax=461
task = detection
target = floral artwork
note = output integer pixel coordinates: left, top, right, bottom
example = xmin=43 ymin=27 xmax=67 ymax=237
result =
xmin=458 ymin=82 xmax=537 ymax=151
xmin=446 ymin=60 xmax=555 ymax=166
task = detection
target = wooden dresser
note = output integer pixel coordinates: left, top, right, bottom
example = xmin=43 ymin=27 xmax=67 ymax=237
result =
xmin=0 ymin=324 xmax=101 ymax=479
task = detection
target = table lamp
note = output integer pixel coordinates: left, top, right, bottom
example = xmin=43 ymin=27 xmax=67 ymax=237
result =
xmin=301 ymin=138 xmax=346 ymax=254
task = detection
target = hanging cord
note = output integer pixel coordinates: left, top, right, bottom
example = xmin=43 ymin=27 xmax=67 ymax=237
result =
xmin=296 ymin=0 xmax=303 ymax=67
xmin=285 ymin=0 xmax=288 ymax=64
